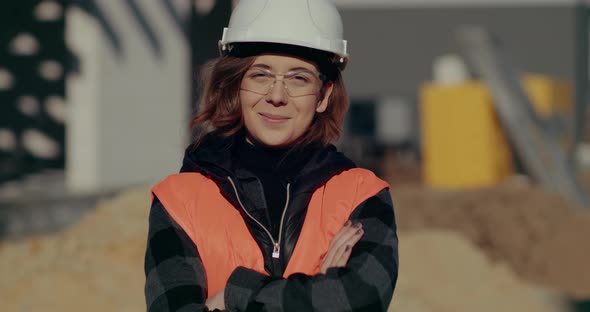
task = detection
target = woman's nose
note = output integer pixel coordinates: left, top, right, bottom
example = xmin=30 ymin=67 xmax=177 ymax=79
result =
xmin=265 ymin=81 xmax=288 ymax=106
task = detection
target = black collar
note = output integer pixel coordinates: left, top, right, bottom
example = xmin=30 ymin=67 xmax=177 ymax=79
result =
xmin=180 ymin=131 xmax=356 ymax=193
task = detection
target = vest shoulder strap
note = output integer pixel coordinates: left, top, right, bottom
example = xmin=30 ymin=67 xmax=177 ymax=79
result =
xmin=331 ymin=167 xmax=390 ymax=207
xmin=151 ymin=172 xmax=214 ymax=244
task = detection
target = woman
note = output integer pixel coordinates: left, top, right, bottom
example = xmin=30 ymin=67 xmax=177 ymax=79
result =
xmin=144 ymin=0 xmax=398 ymax=311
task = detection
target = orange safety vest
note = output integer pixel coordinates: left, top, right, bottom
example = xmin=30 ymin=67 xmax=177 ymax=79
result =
xmin=152 ymin=168 xmax=389 ymax=297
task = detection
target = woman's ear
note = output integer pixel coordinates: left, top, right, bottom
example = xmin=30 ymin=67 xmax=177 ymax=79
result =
xmin=316 ymin=82 xmax=334 ymax=113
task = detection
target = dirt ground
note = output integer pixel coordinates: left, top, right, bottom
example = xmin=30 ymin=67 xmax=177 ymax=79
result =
xmin=0 ymin=187 xmax=150 ymax=312
xmin=0 ymin=158 xmax=589 ymax=310
xmin=388 ymin=181 xmax=590 ymax=299
xmin=389 ymin=230 xmax=571 ymax=312
xmin=383 ymin=153 xmax=590 ymax=299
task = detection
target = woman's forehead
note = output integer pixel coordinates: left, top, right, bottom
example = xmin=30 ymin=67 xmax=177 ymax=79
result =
xmin=252 ymin=54 xmax=318 ymax=72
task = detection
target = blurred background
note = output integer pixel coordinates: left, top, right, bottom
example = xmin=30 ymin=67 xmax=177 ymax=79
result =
xmin=1 ymin=0 xmax=590 ymax=311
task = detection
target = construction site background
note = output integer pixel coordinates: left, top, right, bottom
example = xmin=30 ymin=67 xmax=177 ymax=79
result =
xmin=1 ymin=1 xmax=590 ymax=311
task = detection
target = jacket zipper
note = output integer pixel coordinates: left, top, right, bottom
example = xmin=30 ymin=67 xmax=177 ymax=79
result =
xmin=227 ymin=177 xmax=291 ymax=259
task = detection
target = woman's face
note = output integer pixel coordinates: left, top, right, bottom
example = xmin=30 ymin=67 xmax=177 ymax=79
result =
xmin=239 ymin=54 xmax=333 ymax=147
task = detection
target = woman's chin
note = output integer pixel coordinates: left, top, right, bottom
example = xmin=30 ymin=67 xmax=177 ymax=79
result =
xmin=252 ymin=133 xmax=295 ymax=148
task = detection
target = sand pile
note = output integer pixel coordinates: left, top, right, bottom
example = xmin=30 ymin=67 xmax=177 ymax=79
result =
xmin=389 ymin=230 xmax=570 ymax=312
xmin=391 ymin=181 xmax=590 ymax=299
xmin=0 ymin=186 xmax=151 ymax=312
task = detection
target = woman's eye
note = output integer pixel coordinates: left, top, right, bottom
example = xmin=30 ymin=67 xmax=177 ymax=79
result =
xmin=249 ymin=72 xmax=271 ymax=79
xmin=293 ymin=75 xmax=309 ymax=82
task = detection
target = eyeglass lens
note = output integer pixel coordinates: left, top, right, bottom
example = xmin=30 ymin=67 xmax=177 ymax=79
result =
xmin=241 ymin=69 xmax=321 ymax=97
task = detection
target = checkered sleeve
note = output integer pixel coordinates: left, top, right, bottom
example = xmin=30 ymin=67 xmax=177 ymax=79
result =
xmin=144 ymin=196 xmax=224 ymax=312
xmin=224 ymin=188 xmax=399 ymax=312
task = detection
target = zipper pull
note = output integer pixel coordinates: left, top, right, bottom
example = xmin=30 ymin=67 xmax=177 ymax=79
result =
xmin=272 ymin=243 xmax=280 ymax=258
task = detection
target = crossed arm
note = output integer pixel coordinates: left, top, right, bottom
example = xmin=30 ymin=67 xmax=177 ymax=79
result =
xmin=144 ymin=189 xmax=398 ymax=312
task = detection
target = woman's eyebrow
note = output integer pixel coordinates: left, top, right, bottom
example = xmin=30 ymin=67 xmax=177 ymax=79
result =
xmin=250 ymin=64 xmax=272 ymax=70
xmin=250 ymin=64 xmax=315 ymax=73
xmin=289 ymin=67 xmax=315 ymax=72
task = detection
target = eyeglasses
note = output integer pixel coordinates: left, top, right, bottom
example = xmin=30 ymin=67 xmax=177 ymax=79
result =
xmin=241 ymin=67 xmax=325 ymax=97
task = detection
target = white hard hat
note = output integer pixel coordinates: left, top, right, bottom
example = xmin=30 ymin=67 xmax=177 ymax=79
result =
xmin=219 ymin=0 xmax=348 ymax=68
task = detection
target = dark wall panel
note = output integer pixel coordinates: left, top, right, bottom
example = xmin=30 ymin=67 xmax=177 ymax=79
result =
xmin=340 ymin=6 xmax=576 ymax=99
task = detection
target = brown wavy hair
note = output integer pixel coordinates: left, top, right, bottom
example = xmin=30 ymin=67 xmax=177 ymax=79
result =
xmin=190 ymin=55 xmax=349 ymax=146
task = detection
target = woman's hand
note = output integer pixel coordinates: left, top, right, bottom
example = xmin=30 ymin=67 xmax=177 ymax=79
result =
xmin=206 ymin=289 xmax=225 ymax=310
xmin=319 ymin=221 xmax=364 ymax=274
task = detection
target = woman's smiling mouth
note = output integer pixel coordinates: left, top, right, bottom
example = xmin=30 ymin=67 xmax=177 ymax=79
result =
xmin=259 ymin=112 xmax=291 ymax=124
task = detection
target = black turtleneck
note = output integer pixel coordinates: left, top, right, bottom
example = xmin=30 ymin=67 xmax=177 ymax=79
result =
xmin=233 ymin=135 xmax=311 ymax=237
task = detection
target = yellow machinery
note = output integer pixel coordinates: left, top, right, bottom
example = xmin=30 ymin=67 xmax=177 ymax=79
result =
xmin=421 ymin=74 xmax=572 ymax=188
